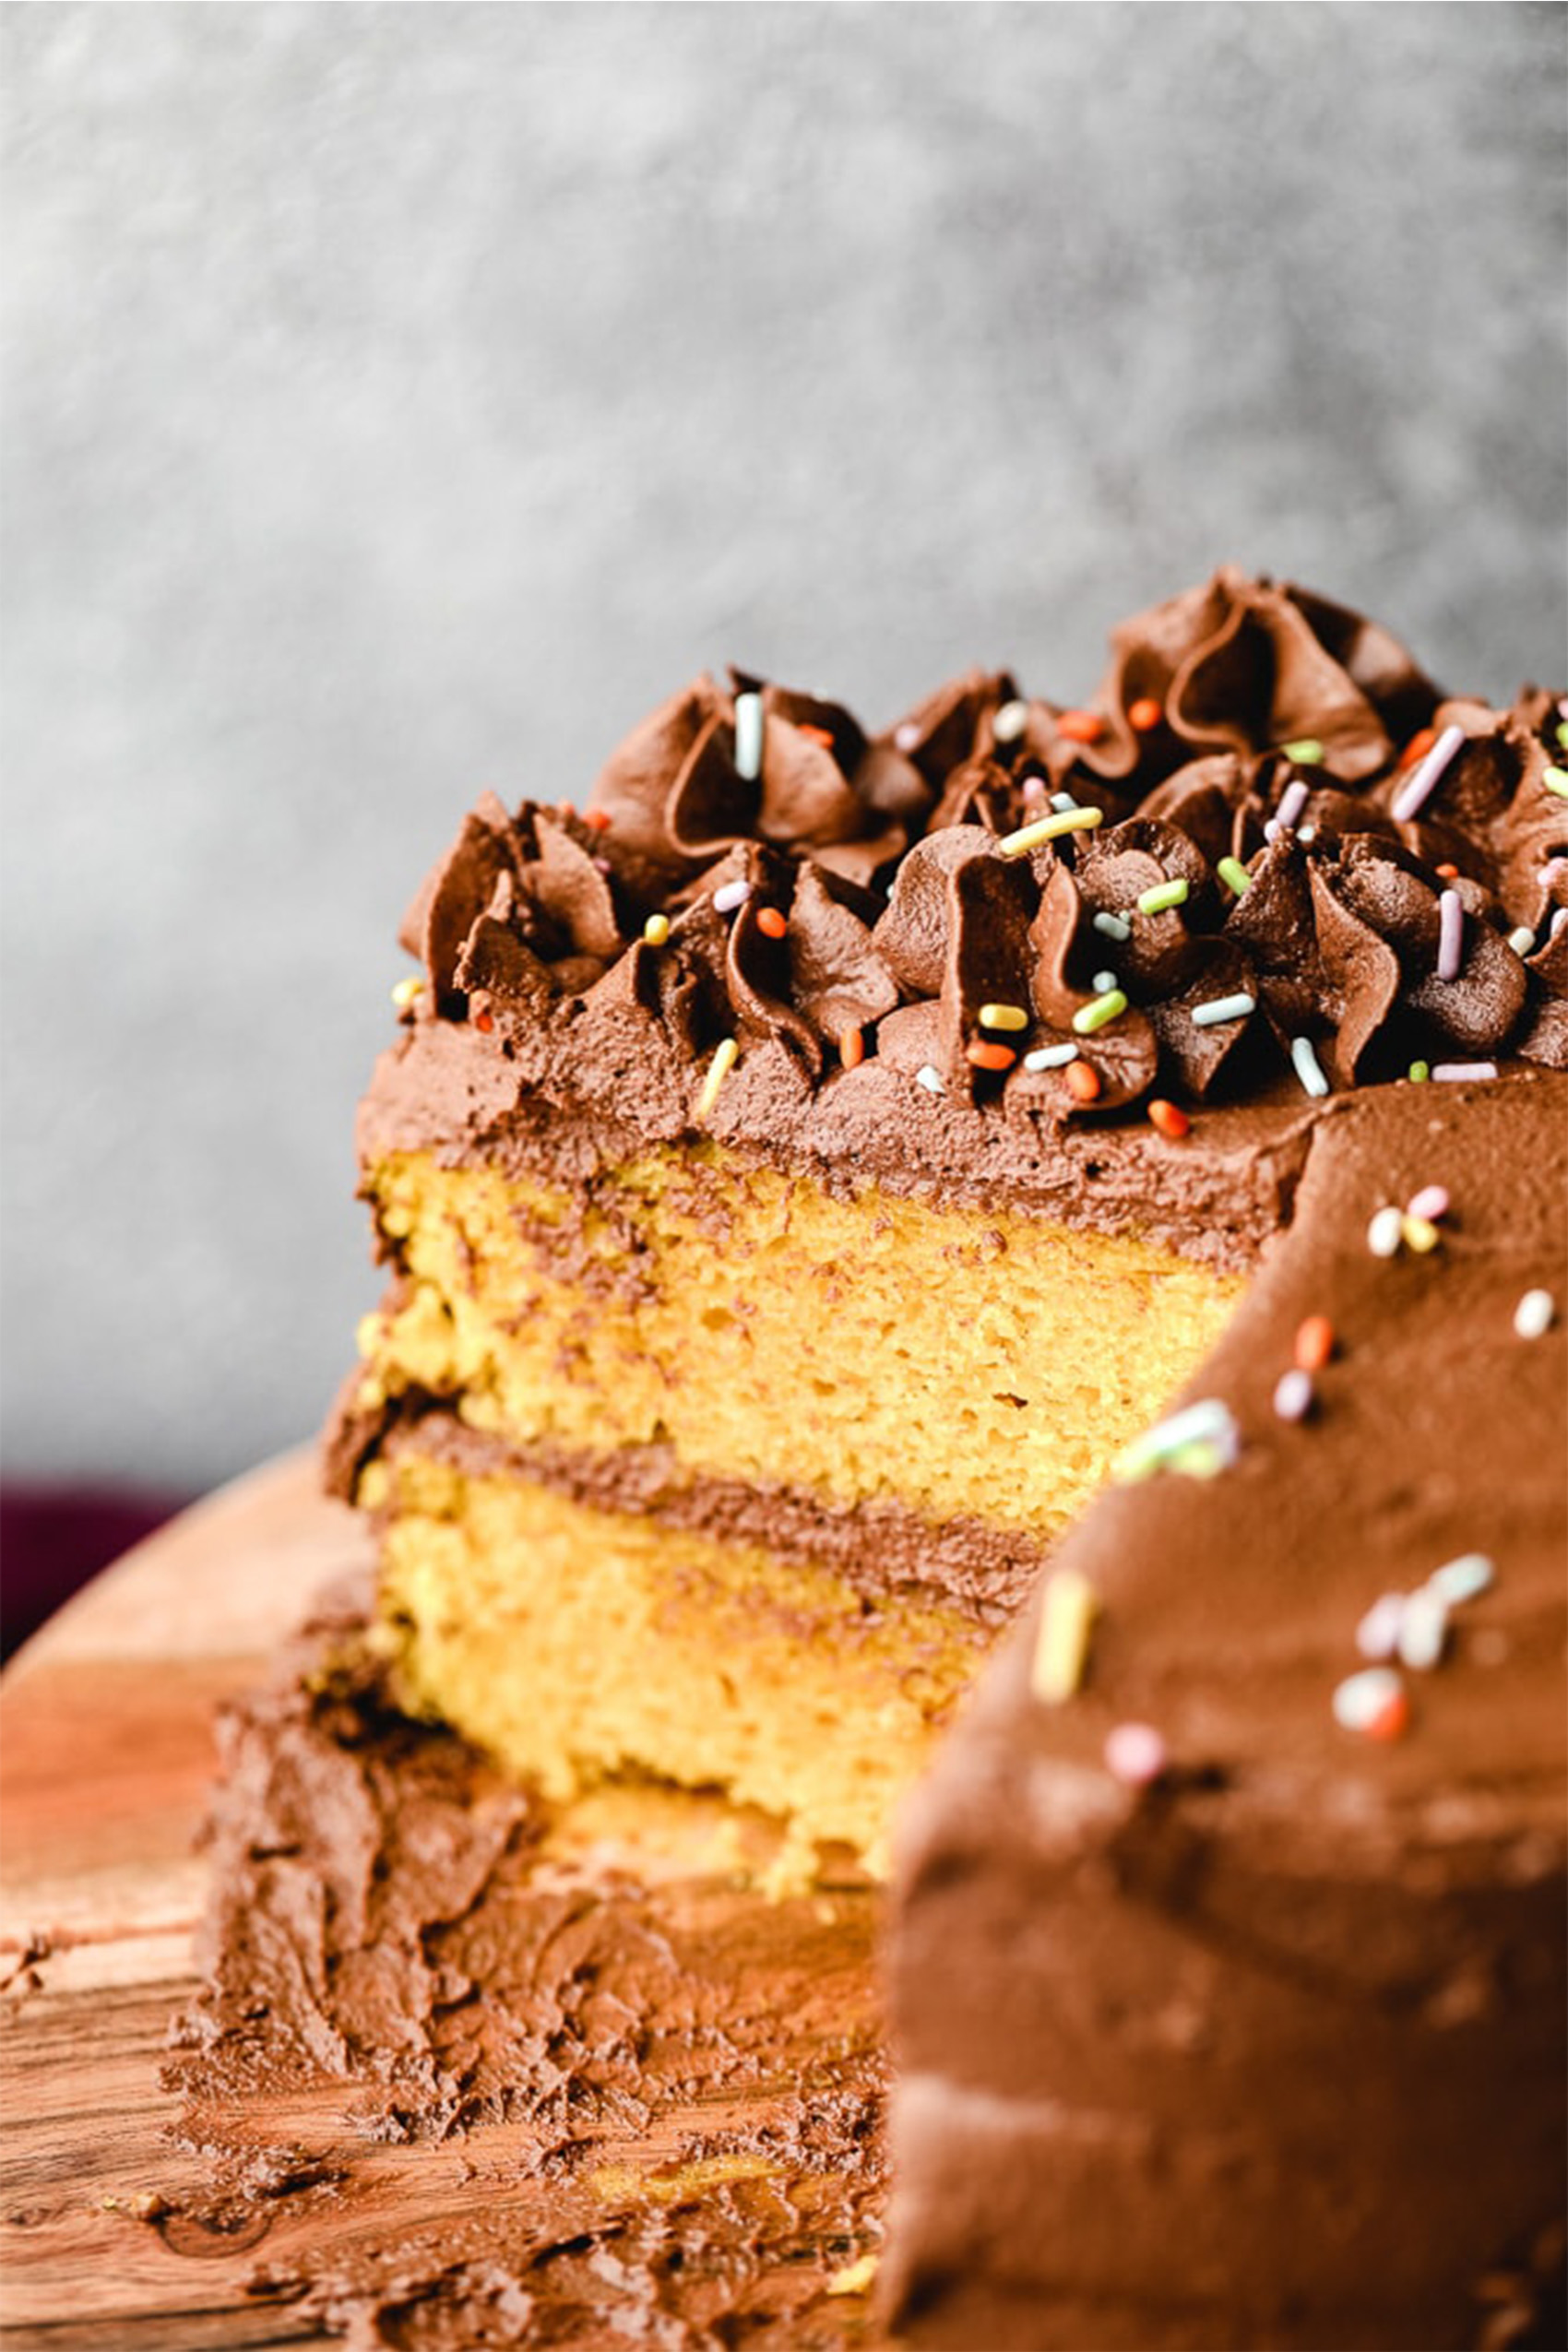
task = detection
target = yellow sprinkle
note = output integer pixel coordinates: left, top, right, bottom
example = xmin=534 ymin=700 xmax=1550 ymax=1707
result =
xmin=696 ymin=1036 xmax=740 ymax=1119
xmin=998 ymin=807 xmax=1105 ymax=857
xmin=1030 ymin=1568 xmax=1099 ymax=1704
xmin=354 ymin=1311 xmax=384 ymax=1359
xmin=643 ymin=913 xmax=671 ymax=946
xmin=826 ymin=2253 xmax=880 ymax=2297
xmin=1401 ymin=1213 xmax=1441 ymax=1253
xmin=978 ymin=1002 xmax=1029 ymax=1031
xmin=390 ymin=975 xmax=424 ymax=1010
xmin=357 ymin=1460 xmax=390 ymax=1510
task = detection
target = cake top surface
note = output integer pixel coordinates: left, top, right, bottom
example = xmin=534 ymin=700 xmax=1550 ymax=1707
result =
xmin=383 ymin=567 xmax=1565 ymax=1176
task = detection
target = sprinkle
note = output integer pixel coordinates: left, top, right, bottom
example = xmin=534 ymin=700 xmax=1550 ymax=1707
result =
xmin=915 ymin=1063 xmax=945 ymax=1096
xmin=1431 ymin=1061 xmax=1497 ymax=1082
xmin=733 ymin=692 xmax=765 ymax=782
xmin=1273 ymin=1368 xmax=1314 ymax=1422
xmin=696 ymin=1037 xmax=739 ymax=1118
xmin=1396 ymin=1587 xmax=1449 ymax=1673
xmin=1056 ymin=709 xmax=1103 ymax=744
xmin=967 ymin=1039 xmax=1016 ymax=1072
xmin=1192 ymin=991 xmax=1256 ymax=1028
xmin=1104 ymin=1722 xmax=1168 ymax=1786
xmin=1408 ymin=1060 xmax=1430 ymax=1083
xmin=893 ymin=719 xmax=921 ymax=754
xmin=642 ymin=913 xmax=671 ymax=946
xmin=1400 ymin=1213 xmax=1441 ymax=1253
xmin=1093 ymin=911 xmax=1132 ymax=943
xmin=1332 ymin=1667 xmax=1408 ymax=1740
xmin=755 ymin=905 xmax=788 ymax=940
xmin=1064 ymin=1059 xmax=1102 ymax=1103
xmin=1114 ymin=1398 xmax=1240 ymax=1484
xmin=1391 ymin=721 xmax=1467 ymax=822
xmin=1356 ymin=1594 xmax=1407 ymax=1661
xmin=1092 ymin=968 xmax=1120 ymax=994
xmin=1508 ymin=924 xmax=1537 ymax=956
xmin=1263 ymin=819 xmax=1282 ymax=845
xmin=1407 ymin=1183 xmax=1450 ymax=1222
xmin=1275 ymin=779 xmax=1311 ymax=830
xmin=1147 ymin=1099 xmax=1190 ymax=1140
xmin=979 ymin=1002 xmax=1029 ymax=1031
xmin=1514 ymin=1288 xmax=1555 ymax=1339
xmin=1557 ymin=720 xmax=1568 ymax=750
xmin=826 ymin=2255 xmax=879 ymax=2299
xmin=998 ymin=807 xmax=1104 ymax=856
xmin=1429 ymin=1551 xmax=1496 ymax=1606
xmin=1397 ymin=724 xmax=1438 ymax=772
xmin=1290 ymin=1036 xmax=1331 ymax=1099
xmin=390 ymin=975 xmax=424 ymax=1011
xmin=1367 ymin=1205 xmax=1404 ymax=1258
xmin=1030 ymin=1568 xmax=1099 ymax=1704
xmin=1433 ymin=861 xmax=1459 ymax=880
xmin=1282 ymin=738 xmax=1324 ymax=765
xmin=473 ymin=1007 xmax=494 ymax=1033
xmin=1545 ymin=766 xmax=1568 ymax=799
xmin=1128 ymin=696 xmax=1163 ymax=732
xmin=713 ymin=878 xmax=753 ymax=915
xmin=1136 ymin=878 xmax=1191 ymax=915
xmin=1074 ymin=989 xmax=1128 ymax=1035
xmin=1217 ymin=856 xmax=1253 ymax=897
xmin=1297 ymin=823 xmax=1318 ymax=844
xmin=1555 ymin=907 xmax=1568 ymax=938
xmin=1295 ymin=1314 xmax=1336 ymax=1371
xmin=1436 ymin=889 xmax=1464 ymax=981
xmin=1022 ymin=774 xmax=1049 ymax=809
xmin=992 ymin=697 xmax=1030 ymax=744
xmin=582 ymin=805 xmax=613 ymax=832
xmin=1024 ymin=1041 xmax=1079 ymax=1071
xmin=839 ymin=1024 xmax=865 ymax=1070
xmin=797 ymin=722 xmax=835 ymax=751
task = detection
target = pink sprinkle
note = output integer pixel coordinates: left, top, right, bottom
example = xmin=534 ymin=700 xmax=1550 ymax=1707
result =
xmin=894 ymin=721 xmax=921 ymax=754
xmin=1407 ymin=1183 xmax=1450 ymax=1222
xmin=1273 ymin=1368 xmax=1314 ymax=1422
xmin=1558 ymin=696 xmax=1568 ymax=719
xmin=1022 ymin=773 xmax=1049 ymax=808
xmin=1436 ymin=888 xmax=1464 ymax=981
xmin=1542 ymin=858 xmax=1568 ymax=885
xmin=1263 ymin=818 xmax=1282 ymax=844
xmin=1431 ymin=1061 xmax=1497 ymax=1082
xmin=713 ymin=879 xmax=753 ymax=914
xmin=1391 ymin=722 xmax=1466 ymax=823
xmin=1104 ymin=1722 xmax=1168 ymax=1787
xmin=1276 ymin=778 xmax=1310 ymax=831
xmin=1356 ymin=1592 xmax=1407 ymax=1662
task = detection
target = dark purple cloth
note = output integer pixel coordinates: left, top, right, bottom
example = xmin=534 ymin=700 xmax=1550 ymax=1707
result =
xmin=1 ymin=1486 xmax=188 ymax=1662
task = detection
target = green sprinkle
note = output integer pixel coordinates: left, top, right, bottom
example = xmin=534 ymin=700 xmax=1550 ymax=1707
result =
xmin=1282 ymin=738 xmax=1325 ymax=764
xmin=1408 ymin=1059 xmax=1431 ymax=1084
xmin=1544 ymin=766 xmax=1568 ymax=799
xmin=1555 ymin=721 xmax=1568 ymax=750
xmin=1217 ymin=856 xmax=1252 ymax=897
xmin=1135 ymin=878 xmax=1190 ymax=916
xmin=1073 ymin=988 xmax=1128 ymax=1035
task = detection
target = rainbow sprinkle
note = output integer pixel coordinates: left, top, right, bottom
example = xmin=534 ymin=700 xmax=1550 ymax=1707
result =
xmin=1333 ymin=1667 xmax=1408 ymax=1739
xmin=390 ymin=976 xmax=424 ymax=1011
xmin=713 ymin=878 xmax=753 ymax=915
xmin=734 ymin=693 xmax=765 ymax=782
xmin=999 ymin=807 xmax=1104 ymax=856
xmin=1514 ymin=1288 xmax=1556 ymax=1339
xmin=1290 ymin=1037 xmax=1330 ymax=1099
xmin=696 ymin=1037 xmax=740 ymax=1119
xmin=1401 ymin=1213 xmax=1441 ymax=1254
xmin=1282 ymin=738 xmax=1325 ymax=764
xmin=1104 ymin=1722 xmax=1168 ymax=1787
xmin=1093 ymin=911 xmax=1132 ymax=943
xmin=1509 ymin=924 xmax=1537 ymax=956
xmin=1396 ymin=1586 xmax=1449 ymax=1672
xmin=1217 ymin=856 xmax=1252 ymax=897
xmin=642 ymin=913 xmax=671 ymax=947
xmin=1136 ymin=878 xmax=1190 ymax=915
xmin=1192 ymin=992 xmax=1255 ymax=1027
xmin=1074 ymin=989 xmax=1128 ymax=1035
xmin=1436 ymin=889 xmax=1464 ymax=981
xmin=1544 ymin=766 xmax=1568 ymax=800
xmin=1024 ymin=1041 xmax=1078 ymax=1071
xmin=915 ymin=1063 xmax=945 ymax=1096
xmin=992 ymin=697 xmax=1029 ymax=744
xmin=1407 ymin=1183 xmax=1449 ymax=1222
xmin=1356 ymin=1594 xmax=1406 ymax=1661
xmin=1391 ymin=722 xmax=1466 ymax=822
xmin=1114 ymin=1397 xmax=1240 ymax=1484
xmin=979 ymin=1002 xmax=1029 ymax=1031
xmin=1275 ymin=779 xmax=1311 ymax=831
xmin=1091 ymin=968 xmax=1120 ymax=993
xmin=1367 ymin=1206 xmax=1405 ymax=1258
xmin=1430 ymin=1551 xmax=1496 ymax=1605
xmin=1431 ymin=1062 xmax=1497 ymax=1082
xmin=1408 ymin=1060 xmax=1431 ymax=1083
xmin=1273 ymin=1368 xmax=1314 ymax=1422
xmin=1031 ymin=1569 xmax=1099 ymax=1704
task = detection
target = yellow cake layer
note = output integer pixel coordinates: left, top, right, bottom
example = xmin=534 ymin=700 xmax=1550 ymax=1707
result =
xmin=371 ymin=1450 xmax=991 ymax=1875
xmin=355 ymin=1145 xmax=1241 ymax=1541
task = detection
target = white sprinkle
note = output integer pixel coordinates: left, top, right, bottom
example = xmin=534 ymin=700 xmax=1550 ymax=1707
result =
xmin=1290 ymin=1036 xmax=1330 ymax=1098
xmin=1276 ymin=778 xmax=1310 ymax=831
xmin=1264 ymin=818 xmax=1282 ymax=844
xmin=1356 ymin=1594 xmax=1407 ymax=1662
xmin=915 ymin=1063 xmax=945 ymax=1095
xmin=1104 ymin=1722 xmax=1168 ymax=1788
xmin=713 ymin=878 xmax=753 ymax=915
xmin=1024 ymin=1041 xmax=1079 ymax=1072
xmin=1192 ymin=992 xmax=1256 ymax=1028
xmin=1391 ymin=721 xmax=1467 ymax=822
xmin=1429 ymin=1551 xmax=1496 ymax=1606
xmin=1553 ymin=906 xmax=1568 ymax=939
xmin=1114 ymin=1397 xmax=1241 ymax=1483
xmin=1333 ymin=1666 xmax=1405 ymax=1734
xmin=1431 ymin=1062 xmax=1497 ymax=1083
xmin=1367 ymin=1205 xmax=1405 ymax=1258
xmin=733 ymin=692 xmax=765 ymax=782
xmin=1093 ymin=911 xmax=1132 ymax=943
xmin=1273 ymin=1368 xmax=1314 ymax=1422
xmin=1406 ymin=1183 xmax=1450 ymax=1223
xmin=894 ymin=720 xmax=921 ymax=754
xmin=1396 ymin=1586 xmax=1449 ymax=1673
xmin=1509 ymin=924 xmax=1537 ymax=956
xmin=992 ymin=697 xmax=1029 ymax=745
xmin=1297 ymin=823 xmax=1318 ymax=844
xmin=1514 ymin=1288 xmax=1556 ymax=1340
xmin=1092 ymin=968 xmax=1120 ymax=994
xmin=1436 ymin=888 xmax=1464 ymax=981
xmin=1050 ymin=790 xmax=1080 ymax=814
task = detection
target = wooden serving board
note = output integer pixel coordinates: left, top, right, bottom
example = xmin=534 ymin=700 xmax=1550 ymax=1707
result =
xmin=0 ymin=1455 xmax=887 ymax=2349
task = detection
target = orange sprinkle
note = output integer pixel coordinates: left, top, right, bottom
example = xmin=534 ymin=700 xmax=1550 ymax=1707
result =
xmin=1433 ymin=861 xmax=1459 ymax=880
xmin=1397 ymin=725 xmax=1438 ymax=772
xmin=1057 ymin=709 xmax=1104 ymax=745
xmin=1128 ymin=696 xmax=1163 ymax=733
xmin=1147 ymin=1099 xmax=1190 ymax=1140
xmin=967 ymin=1039 xmax=1017 ymax=1072
xmin=797 ymin=723 xmax=836 ymax=751
xmin=473 ymin=1008 xmax=494 ymax=1033
xmin=1064 ymin=1060 xmax=1102 ymax=1103
xmin=582 ymin=806 xmax=612 ymax=832
xmin=755 ymin=906 xmax=788 ymax=939
xmin=1294 ymin=1313 xmax=1336 ymax=1372
xmin=839 ymin=1025 xmax=865 ymax=1070
xmin=1365 ymin=1685 xmax=1410 ymax=1742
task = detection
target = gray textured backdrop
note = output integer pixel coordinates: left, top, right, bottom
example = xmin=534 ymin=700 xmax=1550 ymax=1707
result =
xmin=4 ymin=2 xmax=1565 ymax=1491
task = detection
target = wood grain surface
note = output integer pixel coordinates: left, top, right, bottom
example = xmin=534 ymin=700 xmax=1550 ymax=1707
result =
xmin=0 ymin=1455 xmax=888 ymax=2349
